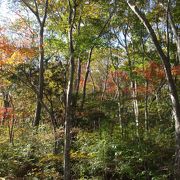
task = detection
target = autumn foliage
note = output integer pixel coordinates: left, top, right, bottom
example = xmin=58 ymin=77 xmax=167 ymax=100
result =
xmin=0 ymin=107 xmax=15 ymax=125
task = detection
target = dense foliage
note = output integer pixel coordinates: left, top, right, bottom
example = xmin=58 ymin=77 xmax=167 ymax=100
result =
xmin=0 ymin=0 xmax=179 ymax=179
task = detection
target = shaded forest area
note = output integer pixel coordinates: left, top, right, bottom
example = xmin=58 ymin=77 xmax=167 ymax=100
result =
xmin=0 ymin=0 xmax=180 ymax=179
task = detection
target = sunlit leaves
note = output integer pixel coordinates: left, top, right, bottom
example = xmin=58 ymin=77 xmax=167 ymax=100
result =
xmin=1 ymin=45 xmax=37 ymax=66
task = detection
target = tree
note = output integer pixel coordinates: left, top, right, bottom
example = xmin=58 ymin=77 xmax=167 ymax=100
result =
xmin=81 ymin=0 xmax=116 ymax=108
xmin=64 ymin=0 xmax=76 ymax=179
xmin=21 ymin=0 xmax=49 ymax=127
xmin=127 ymin=1 xmax=180 ymax=178
xmin=168 ymin=2 xmax=180 ymax=63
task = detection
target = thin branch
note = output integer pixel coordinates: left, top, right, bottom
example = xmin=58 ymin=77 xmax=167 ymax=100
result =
xmin=42 ymin=0 xmax=49 ymax=26
xmin=21 ymin=0 xmax=38 ymax=18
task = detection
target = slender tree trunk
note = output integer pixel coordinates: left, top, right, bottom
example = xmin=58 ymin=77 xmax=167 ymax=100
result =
xmin=64 ymin=49 xmax=74 ymax=180
xmin=48 ymin=99 xmax=61 ymax=154
xmin=21 ymin=0 xmax=48 ymax=128
xmin=89 ymin=71 xmax=96 ymax=95
xmin=74 ymin=14 xmax=82 ymax=106
xmin=168 ymin=2 xmax=180 ymax=63
xmin=144 ymin=80 xmax=149 ymax=131
xmin=101 ymin=61 xmax=109 ymax=100
xmin=127 ymin=2 xmax=180 ymax=178
xmin=34 ymin=26 xmax=44 ymax=127
xmin=141 ymin=30 xmax=149 ymax=131
xmin=9 ymin=95 xmax=16 ymax=145
xmin=156 ymin=92 xmax=162 ymax=122
xmin=81 ymin=11 xmax=115 ymax=108
xmin=132 ymin=81 xmax=139 ymax=136
xmin=74 ymin=56 xmax=81 ymax=106
xmin=64 ymin=1 xmax=76 ymax=179
xmin=124 ymin=27 xmax=139 ymax=135
xmin=111 ymin=72 xmax=123 ymax=135
xmin=117 ymin=89 xmax=123 ymax=136
xmin=81 ymin=48 xmax=93 ymax=108
xmin=2 ymin=91 xmax=10 ymax=125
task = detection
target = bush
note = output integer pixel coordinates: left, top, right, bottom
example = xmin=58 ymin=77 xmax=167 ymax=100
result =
xmin=73 ymin=125 xmax=174 ymax=179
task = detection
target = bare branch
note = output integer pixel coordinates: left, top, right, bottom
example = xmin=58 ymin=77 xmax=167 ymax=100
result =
xmin=42 ymin=0 xmax=49 ymax=26
xmin=21 ymin=0 xmax=38 ymax=17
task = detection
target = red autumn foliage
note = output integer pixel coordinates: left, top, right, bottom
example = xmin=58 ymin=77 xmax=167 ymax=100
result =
xmin=136 ymin=61 xmax=165 ymax=82
xmin=106 ymin=78 xmax=116 ymax=93
xmin=0 ymin=107 xmax=15 ymax=125
xmin=136 ymin=85 xmax=154 ymax=95
xmin=136 ymin=61 xmax=180 ymax=83
xmin=172 ymin=65 xmax=180 ymax=76
xmin=105 ymin=70 xmax=130 ymax=94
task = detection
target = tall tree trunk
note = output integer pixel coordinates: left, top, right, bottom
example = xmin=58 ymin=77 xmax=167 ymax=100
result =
xmin=64 ymin=0 xmax=76 ymax=179
xmin=168 ymin=2 xmax=180 ymax=63
xmin=21 ymin=0 xmax=48 ymax=127
xmin=127 ymin=2 xmax=180 ymax=178
xmin=34 ymin=26 xmax=44 ymax=127
xmin=124 ymin=27 xmax=139 ymax=135
xmin=64 ymin=56 xmax=74 ymax=180
xmin=74 ymin=14 xmax=82 ymax=107
xmin=141 ymin=31 xmax=149 ymax=131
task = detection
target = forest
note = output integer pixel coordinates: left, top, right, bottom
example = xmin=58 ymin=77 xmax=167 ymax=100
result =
xmin=0 ymin=0 xmax=180 ymax=179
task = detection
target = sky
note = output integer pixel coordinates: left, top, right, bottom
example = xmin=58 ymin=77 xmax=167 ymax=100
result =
xmin=0 ymin=1 xmax=9 ymax=23
xmin=0 ymin=0 xmax=17 ymax=26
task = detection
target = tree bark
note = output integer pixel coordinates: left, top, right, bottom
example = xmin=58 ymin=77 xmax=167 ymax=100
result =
xmin=34 ymin=26 xmax=45 ymax=126
xmin=64 ymin=0 xmax=76 ymax=179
